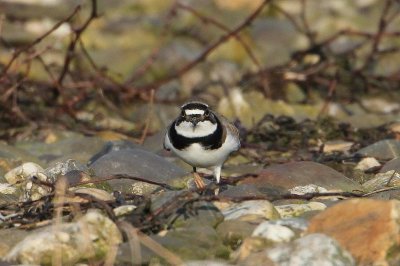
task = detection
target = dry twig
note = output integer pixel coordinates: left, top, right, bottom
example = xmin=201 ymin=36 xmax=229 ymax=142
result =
xmin=0 ymin=6 xmax=81 ymax=79
xmin=124 ymin=0 xmax=272 ymax=98
xmin=57 ymin=0 xmax=98 ymax=86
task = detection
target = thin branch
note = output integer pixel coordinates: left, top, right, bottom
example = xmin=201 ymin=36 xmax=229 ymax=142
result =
xmin=0 ymin=5 xmax=81 ymax=79
xmin=176 ymin=1 xmax=272 ymax=96
xmin=125 ymin=0 xmax=272 ymax=97
xmin=79 ymin=39 xmax=130 ymax=93
xmin=177 ymin=2 xmax=262 ymax=69
xmin=57 ymin=0 xmax=98 ymax=85
xmin=124 ymin=1 xmax=179 ymax=85
xmin=299 ymin=0 xmax=315 ymax=44
xmin=362 ymin=0 xmax=396 ymax=70
xmin=317 ymin=78 xmax=337 ymax=117
xmin=139 ymin=89 xmax=155 ymax=144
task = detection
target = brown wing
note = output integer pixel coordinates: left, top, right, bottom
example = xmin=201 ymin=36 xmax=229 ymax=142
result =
xmin=163 ymin=124 xmax=172 ymax=151
xmin=216 ymin=113 xmax=240 ymax=148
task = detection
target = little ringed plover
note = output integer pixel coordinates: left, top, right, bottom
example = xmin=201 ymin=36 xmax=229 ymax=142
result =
xmin=164 ymin=101 xmax=240 ymax=188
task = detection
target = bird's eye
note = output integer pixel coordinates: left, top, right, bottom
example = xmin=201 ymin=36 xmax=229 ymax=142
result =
xmin=181 ymin=111 xmax=185 ymax=117
xmin=204 ymin=110 xmax=209 ymax=116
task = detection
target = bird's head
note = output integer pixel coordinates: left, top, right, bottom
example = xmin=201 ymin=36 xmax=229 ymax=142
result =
xmin=175 ymin=101 xmax=218 ymax=136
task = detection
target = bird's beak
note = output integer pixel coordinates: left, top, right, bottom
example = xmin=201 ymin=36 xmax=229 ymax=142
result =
xmin=190 ymin=117 xmax=200 ymax=128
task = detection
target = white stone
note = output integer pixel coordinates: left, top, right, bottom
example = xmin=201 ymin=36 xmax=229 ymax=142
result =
xmin=252 ymin=222 xmax=295 ymax=243
xmin=0 ymin=183 xmax=17 ymax=194
xmin=289 ymin=184 xmax=328 ymax=195
xmin=5 ymin=162 xmax=44 ymax=185
xmin=323 ymin=140 xmax=354 ymax=153
xmin=355 ymin=157 xmax=381 ymax=171
xmin=267 ymin=233 xmax=355 ymax=266
xmin=113 ymin=205 xmax=137 ymax=217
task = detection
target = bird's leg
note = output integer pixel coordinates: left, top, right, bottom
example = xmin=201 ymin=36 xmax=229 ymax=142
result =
xmin=213 ymin=165 xmax=222 ymax=184
xmin=213 ymin=165 xmax=223 ymax=195
xmin=193 ymin=167 xmax=206 ymax=190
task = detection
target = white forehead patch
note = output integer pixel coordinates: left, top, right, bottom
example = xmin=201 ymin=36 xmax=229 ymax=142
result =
xmin=185 ymin=109 xmax=205 ymax=115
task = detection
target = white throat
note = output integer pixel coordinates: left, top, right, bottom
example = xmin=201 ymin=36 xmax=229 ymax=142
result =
xmin=175 ymin=120 xmax=217 ymax=138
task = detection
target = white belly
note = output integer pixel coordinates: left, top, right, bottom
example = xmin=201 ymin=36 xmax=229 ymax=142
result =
xmin=165 ymin=133 xmax=239 ymax=168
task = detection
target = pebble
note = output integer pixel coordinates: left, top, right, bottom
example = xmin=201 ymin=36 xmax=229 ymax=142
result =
xmin=4 ymin=162 xmax=50 ymax=201
xmin=322 ymin=140 xmax=354 ymax=153
xmin=217 ymin=200 xmax=280 ymax=221
xmin=4 ymin=162 xmax=44 ymax=185
xmin=355 ymin=157 xmax=381 ymax=171
xmin=289 ymin=184 xmax=328 ymax=195
xmin=252 ymin=222 xmax=295 ymax=243
xmin=113 ymin=205 xmax=137 ymax=217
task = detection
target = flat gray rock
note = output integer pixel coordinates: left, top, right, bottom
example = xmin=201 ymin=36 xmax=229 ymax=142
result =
xmin=90 ymin=149 xmax=188 ymax=192
xmin=240 ymin=161 xmax=362 ymax=192
xmin=16 ymin=135 xmax=105 ymax=164
xmin=356 ymin=139 xmax=400 ymax=160
xmin=380 ymin=157 xmax=400 ymax=173
xmin=87 ymin=140 xmax=145 ymax=166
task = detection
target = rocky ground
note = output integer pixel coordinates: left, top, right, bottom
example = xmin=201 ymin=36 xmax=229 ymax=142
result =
xmin=1 ymin=0 xmax=400 ymax=265
xmin=1 ymin=117 xmax=400 ymax=265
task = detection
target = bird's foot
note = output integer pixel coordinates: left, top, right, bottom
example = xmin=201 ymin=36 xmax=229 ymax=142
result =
xmin=193 ymin=172 xmax=206 ymax=190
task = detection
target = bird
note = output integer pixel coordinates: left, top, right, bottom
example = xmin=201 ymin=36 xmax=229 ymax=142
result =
xmin=164 ymin=101 xmax=240 ymax=189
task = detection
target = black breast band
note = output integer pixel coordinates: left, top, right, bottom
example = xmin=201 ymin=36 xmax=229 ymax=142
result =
xmin=169 ymin=119 xmax=223 ymax=150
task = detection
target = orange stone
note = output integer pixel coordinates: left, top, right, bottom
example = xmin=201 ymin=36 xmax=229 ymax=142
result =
xmin=307 ymin=199 xmax=400 ymax=265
